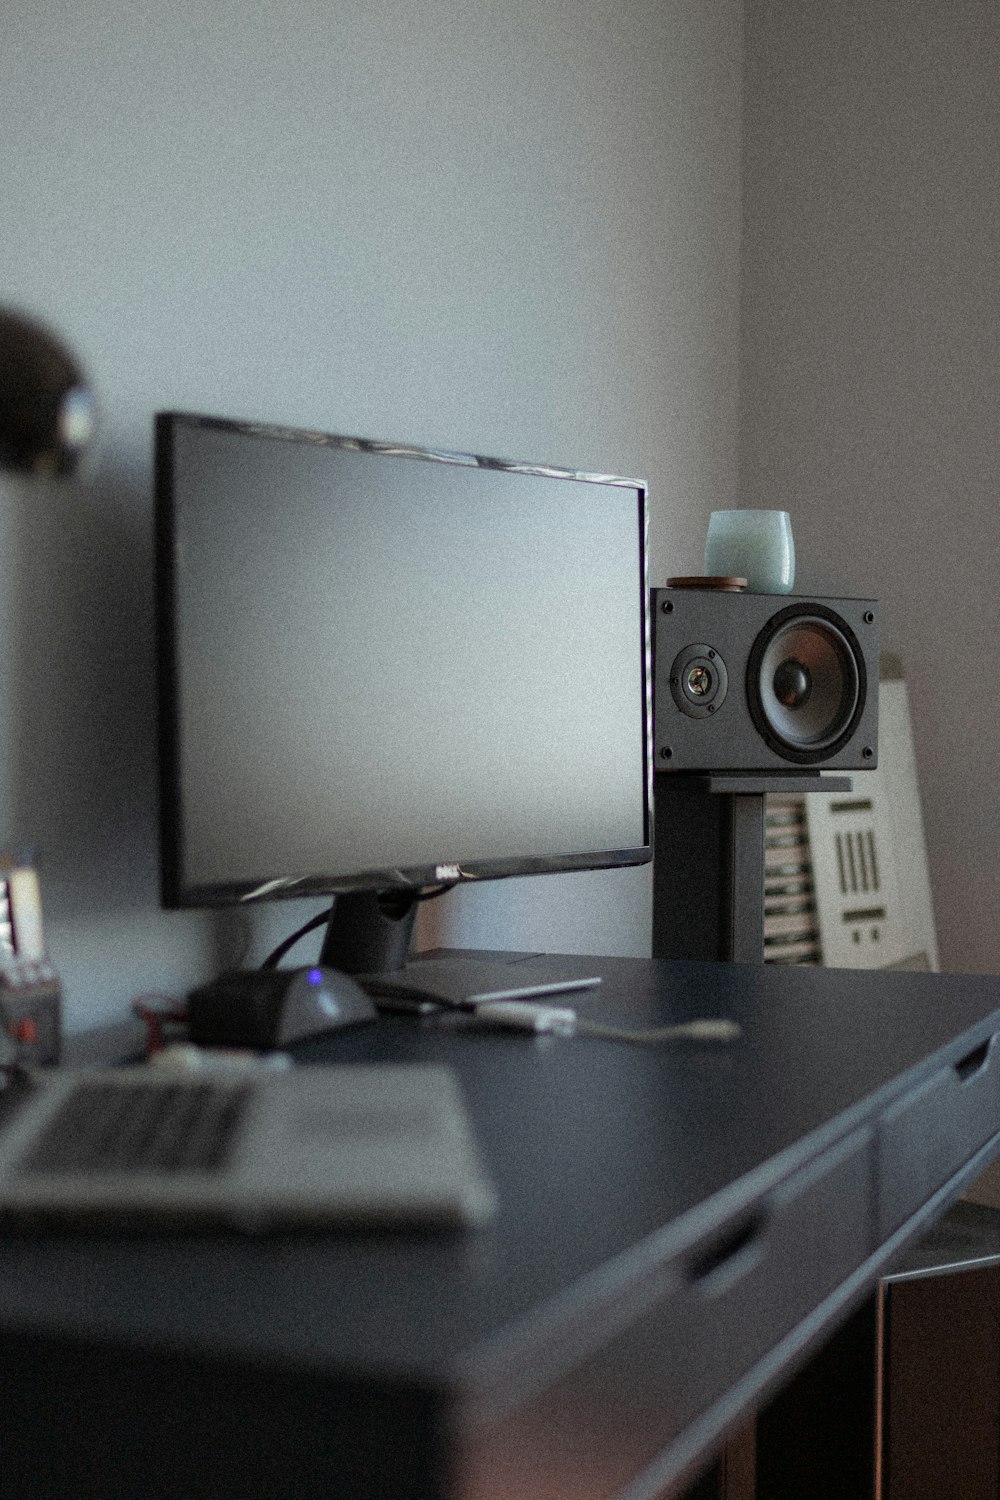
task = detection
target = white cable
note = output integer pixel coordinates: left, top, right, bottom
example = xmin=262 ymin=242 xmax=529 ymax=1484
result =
xmin=576 ymin=1017 xmax=742 ymax=1045
xmin=472 ymin=1001 xmax=578 ymax=1035
xmin=471 ymin=1001 xmax=741 ymax=1044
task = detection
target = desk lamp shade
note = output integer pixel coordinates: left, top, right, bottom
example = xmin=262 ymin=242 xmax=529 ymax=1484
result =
xmin=0 ymin=308 xmax=95 ymax=476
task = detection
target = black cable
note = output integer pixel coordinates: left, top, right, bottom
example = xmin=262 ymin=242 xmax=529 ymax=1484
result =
xmin=412 ymin=882 xmax=458 ymax=902
xmin=260 ymin=908 xmax=333 ymax=970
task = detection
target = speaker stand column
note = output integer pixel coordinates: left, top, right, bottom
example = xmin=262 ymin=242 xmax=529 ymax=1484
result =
xmin=652 ymin=773 xmax=852 ymax=963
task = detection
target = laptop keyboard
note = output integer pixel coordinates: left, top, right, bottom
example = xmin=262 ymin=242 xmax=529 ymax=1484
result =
xmin=17 ymin=1080 xmax=250 ymax=1176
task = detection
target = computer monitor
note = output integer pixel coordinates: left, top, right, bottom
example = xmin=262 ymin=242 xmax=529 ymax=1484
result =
xmin=155 ymin=412 xmax=651 ymax=988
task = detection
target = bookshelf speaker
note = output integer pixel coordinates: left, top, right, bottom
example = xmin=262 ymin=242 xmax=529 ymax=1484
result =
xmin=653 ymin=587 xmax=879 ymax=773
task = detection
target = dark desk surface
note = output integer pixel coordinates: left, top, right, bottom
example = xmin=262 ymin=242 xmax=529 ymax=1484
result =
xmin=2 ymin=955 xmax=1000 ymax=1500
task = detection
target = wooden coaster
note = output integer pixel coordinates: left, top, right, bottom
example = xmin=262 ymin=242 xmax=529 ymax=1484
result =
xmin=664 ymin=576 xmax=747 ymax=592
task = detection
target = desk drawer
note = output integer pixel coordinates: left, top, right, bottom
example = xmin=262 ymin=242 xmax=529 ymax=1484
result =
xmin=464 ymin=1128 xmax=873 ymax=1500
xmin=878 ymin=1033 xmax=1000 ymax=1241
xmin=665 ymin=1125 xmax=873 ymax=1424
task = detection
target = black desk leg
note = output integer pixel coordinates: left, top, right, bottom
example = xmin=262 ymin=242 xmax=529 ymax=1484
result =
xmin=755 ymin=1294 xmax=879 ymax=1500
xmin=680 ymin=1421 xmax=756 ymax=1500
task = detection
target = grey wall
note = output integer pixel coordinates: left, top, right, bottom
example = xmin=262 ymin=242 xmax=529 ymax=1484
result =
xmin=2 ymin=0 xmax=743 ymax=1030
xmin=740 ymin=1 xmax=1000 ymax=973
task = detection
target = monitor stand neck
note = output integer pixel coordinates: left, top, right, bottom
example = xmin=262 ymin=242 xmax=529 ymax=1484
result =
xmin=318 ymin=890 xmax=418 ymax=975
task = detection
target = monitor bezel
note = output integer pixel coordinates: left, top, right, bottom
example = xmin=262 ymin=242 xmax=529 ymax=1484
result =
xmin=155 ymin=411 xmax=653 ymax=909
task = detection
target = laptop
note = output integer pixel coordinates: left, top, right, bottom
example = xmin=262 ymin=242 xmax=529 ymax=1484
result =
xmin=0 ymin=1062 xmax=498 ymax=1232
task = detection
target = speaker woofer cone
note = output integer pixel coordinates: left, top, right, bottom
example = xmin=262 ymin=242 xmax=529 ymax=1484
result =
xmin=746 ymin=605 xmax=866 ymax=764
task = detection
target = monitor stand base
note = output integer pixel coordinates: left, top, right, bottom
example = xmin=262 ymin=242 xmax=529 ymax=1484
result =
xmin=319 ymin=898 xmax=603 ymax=1012
xmin=359 ymin=953 xmax=603 ymax=1011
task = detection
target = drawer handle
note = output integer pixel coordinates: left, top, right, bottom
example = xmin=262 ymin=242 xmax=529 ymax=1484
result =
xmin=955 ymin=1038 xmax=993 ymax=1084
xmin=687 ymin=1212 xmax=767 ymax=1295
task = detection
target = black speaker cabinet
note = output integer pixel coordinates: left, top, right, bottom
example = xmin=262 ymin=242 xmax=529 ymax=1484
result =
xmin=652 ymin=588 xmax=879 ymax=773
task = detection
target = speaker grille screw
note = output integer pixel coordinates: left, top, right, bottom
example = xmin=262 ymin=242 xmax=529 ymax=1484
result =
xmin=661 ymin=600 xmax=673 ymax=613
xmin=660 ymin=747 xmax=672 ymax=759
xmin=863 ymin=746 xmax=873 ymax=759
xmin=864 ymin=611 xmax=874 ymax=624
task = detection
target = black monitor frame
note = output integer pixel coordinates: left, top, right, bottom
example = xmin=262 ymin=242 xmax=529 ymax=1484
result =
xmin=155 ymin=412 xmax=652 ymax=975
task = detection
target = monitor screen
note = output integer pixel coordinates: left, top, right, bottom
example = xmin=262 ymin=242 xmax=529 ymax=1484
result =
xmin=155 ymin=413 xmax=651 ymax=968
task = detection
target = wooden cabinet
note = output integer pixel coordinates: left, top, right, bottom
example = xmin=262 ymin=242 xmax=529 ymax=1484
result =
xmin=880 ymin=1208 xmax=1000 ymax=1500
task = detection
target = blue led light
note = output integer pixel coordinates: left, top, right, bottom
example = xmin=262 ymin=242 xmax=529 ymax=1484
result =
xmin=306 ymin=967 xmax=323 ymax=986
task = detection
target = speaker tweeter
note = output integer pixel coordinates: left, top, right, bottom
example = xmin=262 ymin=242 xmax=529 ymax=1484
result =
xmin=669 ymin=643 xmax=728 ymax=719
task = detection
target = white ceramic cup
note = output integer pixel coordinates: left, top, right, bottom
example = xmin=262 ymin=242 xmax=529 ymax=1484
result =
xmin=704 ymin=509 xmax=795 ymax=594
